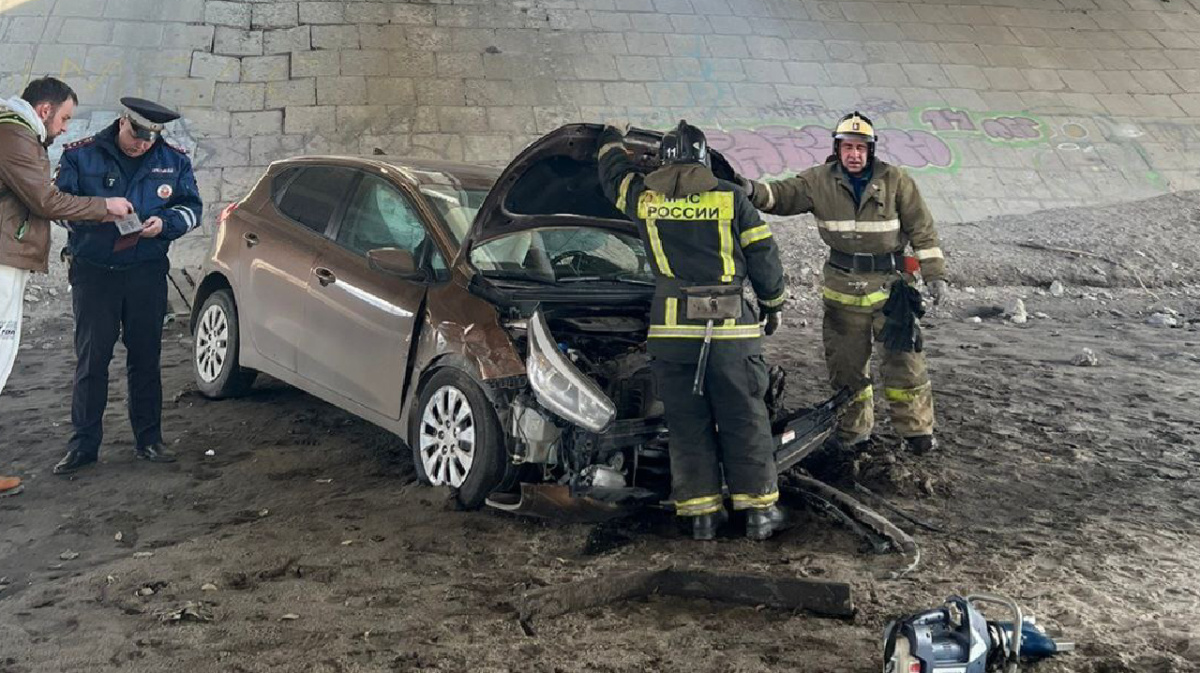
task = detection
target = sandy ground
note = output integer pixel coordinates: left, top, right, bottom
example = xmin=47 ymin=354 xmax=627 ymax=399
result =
xmin=2 ymin=192 xmax=1199 ymax=673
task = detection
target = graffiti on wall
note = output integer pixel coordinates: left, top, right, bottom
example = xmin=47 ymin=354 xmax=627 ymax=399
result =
xmin=717 ymin=101 xmax=1047 ymax=180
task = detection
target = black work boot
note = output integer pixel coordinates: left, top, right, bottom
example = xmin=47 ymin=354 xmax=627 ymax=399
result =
xmin=691 ymin=509 xmax=728 ymax=541
xmin=746 ymin=505 xmax=787 ymax=541
xmin=134 ymin=443 xmax=177 ymax=463
xmin=53 ymin=450 xmax=98 ymax=475
xmin=904 ymin=435 xmax=937 ymax=454
xmin=823 ymin=432 xmax=870 ymax=453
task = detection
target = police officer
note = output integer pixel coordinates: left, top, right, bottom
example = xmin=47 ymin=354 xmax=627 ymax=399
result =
xmin=598 ymin=121 xmax=789 ymax=541
xmin=52 ymin=97 xmax=203 ymax=474
xmin=738 ymin=112 xmax=946 ymax=454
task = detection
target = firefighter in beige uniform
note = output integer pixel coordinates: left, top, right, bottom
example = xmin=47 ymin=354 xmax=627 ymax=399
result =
xmin=740 ymin=112 xmax=947 ymax=452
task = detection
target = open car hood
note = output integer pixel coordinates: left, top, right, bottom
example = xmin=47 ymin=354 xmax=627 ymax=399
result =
xmin=460 ymin=123 xmax=736 ymax=260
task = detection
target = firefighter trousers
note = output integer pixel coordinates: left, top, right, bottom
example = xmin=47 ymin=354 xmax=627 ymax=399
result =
xmin=822 ymin=300 xmax=935 ymax=440
xmin=652 ymin=349 xmax=779 ymax=516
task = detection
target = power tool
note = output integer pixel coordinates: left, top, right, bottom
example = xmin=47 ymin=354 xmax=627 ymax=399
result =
xmin=883 ymin=593 xmax=1074 ymax=672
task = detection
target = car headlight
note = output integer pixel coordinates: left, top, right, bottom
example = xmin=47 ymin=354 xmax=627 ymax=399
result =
xmin=526 ymin=310 xmax=616 ymax=433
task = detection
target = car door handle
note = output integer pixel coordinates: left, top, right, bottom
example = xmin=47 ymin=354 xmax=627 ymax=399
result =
xmin=314 ymin=267 xmax=337 ymax=287
xmin=243 ymin=232 xmax=259 ymax=247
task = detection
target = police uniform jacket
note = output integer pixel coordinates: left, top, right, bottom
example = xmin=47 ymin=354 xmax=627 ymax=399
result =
xmin=598 ymin=129 xmax=788 ymax=363
xmin=56 ymin=121 xmax=202 ymax=267
xmin=748 ymin=159 xmax=945 ymax=312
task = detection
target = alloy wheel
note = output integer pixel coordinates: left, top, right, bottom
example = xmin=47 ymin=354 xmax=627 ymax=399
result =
xmin=418 ymin=385 xmax=477 ymax=487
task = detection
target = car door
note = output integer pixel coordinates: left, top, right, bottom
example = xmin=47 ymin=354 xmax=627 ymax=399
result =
xmin=297 ymin=173 xmax=433 ymax=419
xmin=241 ymin=165 xmax=357 ymax=373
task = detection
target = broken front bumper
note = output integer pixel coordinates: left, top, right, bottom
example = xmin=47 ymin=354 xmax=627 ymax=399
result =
xmin=486 ymin=388 xmax=852 ymax=519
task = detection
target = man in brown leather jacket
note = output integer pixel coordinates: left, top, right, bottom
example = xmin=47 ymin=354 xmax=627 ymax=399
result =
xmin=0 ymin=76 xmax=133 ymax=494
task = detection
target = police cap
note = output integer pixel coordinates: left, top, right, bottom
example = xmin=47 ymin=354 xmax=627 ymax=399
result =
xmin=120 ymin=96 xmax=179 ymax=142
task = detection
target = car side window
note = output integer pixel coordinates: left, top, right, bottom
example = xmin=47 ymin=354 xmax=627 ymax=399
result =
xmin=276 ymin=166 xmax=357 ymax=234
xmin=337 ymin=176 xmax=429 ymax=256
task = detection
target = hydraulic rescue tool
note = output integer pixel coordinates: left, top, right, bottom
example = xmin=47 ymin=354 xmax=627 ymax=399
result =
xmin=883 ymin=593 xmax=1074 ymax=673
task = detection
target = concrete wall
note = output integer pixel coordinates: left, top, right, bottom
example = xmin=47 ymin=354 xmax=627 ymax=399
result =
xmin=3 ymin=0 xmax=1200 ymax=263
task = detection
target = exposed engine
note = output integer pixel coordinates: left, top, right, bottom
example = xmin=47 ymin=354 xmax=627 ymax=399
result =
xmin=496 ymin=309 xmax=669 ymax=503
xmin=545 ymin=314 xmax=661 ymax=420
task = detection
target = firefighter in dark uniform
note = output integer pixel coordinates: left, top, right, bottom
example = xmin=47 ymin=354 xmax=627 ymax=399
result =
xmin=598 ymin=121 xmax=789 ymax=540
xmin=738 ymin=112 xmax=946 ymax=454
xmin=52 ymin=97 xmax=203 ymax=474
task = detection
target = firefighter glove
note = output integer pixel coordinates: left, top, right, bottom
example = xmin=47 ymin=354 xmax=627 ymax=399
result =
xmin=734 ymin=172 xmax=754 ymax=197
xmin=880 ymin=280 xmax=925 ymax=353
xmin=763 ymin=311 xmax=781 ymax=336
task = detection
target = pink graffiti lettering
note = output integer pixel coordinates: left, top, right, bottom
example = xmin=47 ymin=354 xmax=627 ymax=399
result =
xmin=982 ymin=117 xmax=1041 ymax=140
xmin=920 ymin=108 xmax=976 ymax=132
xmin=875 ymin=129 xmax=954 ymax=170
xmin=710 ymin=126 xmax=954 ymax=179
xmin=708 ymin=126 xmax=827 ymax=180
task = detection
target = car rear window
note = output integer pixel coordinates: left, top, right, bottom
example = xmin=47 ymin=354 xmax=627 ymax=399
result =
xmin=276 ymin=166 xmax=357 ymax=233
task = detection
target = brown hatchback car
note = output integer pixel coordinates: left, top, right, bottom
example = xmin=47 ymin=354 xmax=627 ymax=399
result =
xmin=190 ymin=125 xmax=845 ymax=512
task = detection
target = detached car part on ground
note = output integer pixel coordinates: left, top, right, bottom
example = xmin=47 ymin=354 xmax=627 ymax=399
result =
xmin=189 ymin=123 xmax=849 ymax=517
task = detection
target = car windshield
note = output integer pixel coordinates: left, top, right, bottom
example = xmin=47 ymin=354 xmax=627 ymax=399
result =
xmin=471 ymin=228 xmax=654 ymax=285
xmin=420 ymin=185 xmax=490 ymax=244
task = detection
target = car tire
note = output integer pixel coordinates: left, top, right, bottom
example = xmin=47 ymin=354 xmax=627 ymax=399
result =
xmin=410 ymin=368 xmax=507 ymax=509
xmin=193 ymin=289 xmax=257 ymax=399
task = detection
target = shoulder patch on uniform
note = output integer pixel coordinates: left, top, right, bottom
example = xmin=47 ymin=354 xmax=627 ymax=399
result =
xmin=164 ymin=141 xmax=188 ymax=155
xmin=63 ymin=136 xmax=96 ymax=151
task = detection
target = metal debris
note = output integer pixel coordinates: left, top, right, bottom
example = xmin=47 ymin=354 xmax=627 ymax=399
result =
xmin=1072 ymin=348 xmax=1099 ymax=367
xmin=59 ymin=551 xmax=80 ymax=560
xmin=1147 ymin=313 xmax=1178 ymax=328
xmin=159 ymin=601 xmax=214 ymax=624
xmin=280 ymin=613 xmax=300 ymax=621
xmin=133 ymin=551 xmax=155 ymax=558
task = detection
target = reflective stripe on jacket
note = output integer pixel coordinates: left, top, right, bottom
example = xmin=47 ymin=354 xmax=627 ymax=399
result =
xmin=599 ymin=131 xmax=787 ymax=361
xmin=749 ymin=159 xmax=944 ymax=309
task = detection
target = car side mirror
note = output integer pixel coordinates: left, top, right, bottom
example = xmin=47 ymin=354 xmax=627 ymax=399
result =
xmin=367 ymin=248 xmax=426 ymax=281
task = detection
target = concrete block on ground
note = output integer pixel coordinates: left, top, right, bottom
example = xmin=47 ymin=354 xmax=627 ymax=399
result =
xmin=291 ymin=50 xmax=339 ymax=78
xmin=311 ymin=25 xmax=359 ymax=50
xmin=367 ymin=78 xmax=416 ymax=106
xmin=415 ymin=79 xmax=466 ymax=106
xmin=265 ymin=79 xmax=316 ymax=108
xmin=438 ymin=106 xmax=488 ymax=134
xmin=298 ymin=2 xmax=344 ymax=25
xmin=178 ymin=108 xmax=231 ymax=138
xmin=241 ymin=55 xmax=290 ymax=82
xmin=191 ymin=52 xmax=242 ymax=83
xmin=252 ymin=2 xmax=299 ymax=29
xmin=263 ymin=26 xmax=311 ymax=54
xmin=160 ymin=78 xmax=216 ymax=108
xmin=214 ymin=82 xmax=266 ymax=112
xmin=231 ymin=110 xmax=283 ymax=137
xmin=317 ymin=76 xmax=368 ymax=106
xmin=205 ymin=1 xmax=251 ymax=29
xmin=163 ymin=24 xmax=215 ymax=51
xmin=194 ymin=137 xmax=250 ymax=168
xmin=283 ymin=105 xmax=338 ymax=135
xmin=214 ymin=27 xmax=263 ymax=57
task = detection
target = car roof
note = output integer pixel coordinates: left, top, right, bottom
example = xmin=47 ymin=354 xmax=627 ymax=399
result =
xmin=273 ymin=155 xmax=501 ymax=192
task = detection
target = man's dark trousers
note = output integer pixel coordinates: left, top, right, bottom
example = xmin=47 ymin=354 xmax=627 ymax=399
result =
xmin=651 ymin=348 xmax=778 ymax=503
xmin=67 ymin=257 xmax=169 ymax=458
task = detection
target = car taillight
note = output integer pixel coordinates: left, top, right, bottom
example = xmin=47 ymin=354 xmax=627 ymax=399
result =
xmin=218 ymin=202 xmax=238 ymax=226
xmin=908 ymin=663 xmax=922 ymax=673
